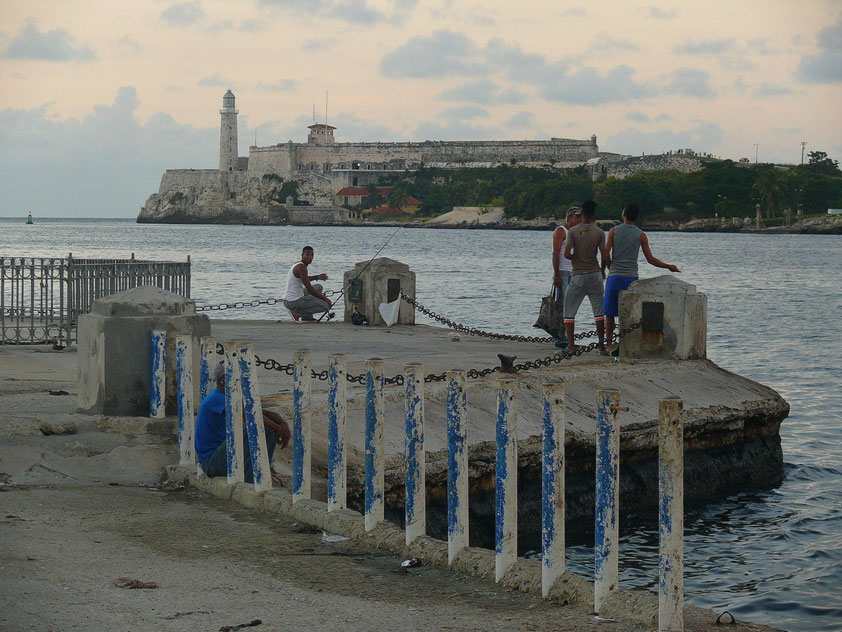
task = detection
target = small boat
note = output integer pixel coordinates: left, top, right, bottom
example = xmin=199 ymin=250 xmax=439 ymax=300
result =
xmin=26 ymin=212 xmax=33 ymax=224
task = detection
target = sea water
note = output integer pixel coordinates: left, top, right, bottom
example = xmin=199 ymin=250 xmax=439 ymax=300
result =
xmin=2 ymin=218 xmax=841 ymax=631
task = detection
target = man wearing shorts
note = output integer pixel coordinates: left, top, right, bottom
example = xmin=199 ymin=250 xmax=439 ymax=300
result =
xmin=562 ymin=200 xmax=610 ymax=355
xmin=604 ymin=203 xmax=680 ymax=351
xmin=551 ymin=206 xmax=583 ymax=348
xmin=282 ymin=246 xmax=333 ymax=321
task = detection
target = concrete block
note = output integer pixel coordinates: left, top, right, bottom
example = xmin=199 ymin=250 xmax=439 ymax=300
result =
xmin=343 ymin=258 xmax=415 ymax=326
xmin=262 ymin=489 xmax=294 ymax=515
xmin=356 ymin=520 xmax=406 ymax=552
xmin=290 ymin=498 xmax=328 ymax=529
xmin=77 ymin=286 xmax=210 ymax=416
xmin=599 ymin=588 xmax=657 ymax=629
xmin=618 ymin=276 xmax=706 ymax=360
xmin=199 ymin=474 xmax=235 ymax=500
xmin=450 ymin=546 xmax=495 ymax=581
xmin=405 ymin=535 xmax=448 ymax=567
xmin=231 ymin=482 xmax=267 ymax=509
xmin=544 ymin=570 xmax=592 ymax=606
xmin=497 ymin=557 xmax=541 ymax=593
xmin=323 ymin=508 xmax=365 ymax=538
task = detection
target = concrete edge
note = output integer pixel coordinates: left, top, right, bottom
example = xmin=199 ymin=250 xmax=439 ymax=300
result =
xmin=164 ymin=464 xmax=778 ymax=632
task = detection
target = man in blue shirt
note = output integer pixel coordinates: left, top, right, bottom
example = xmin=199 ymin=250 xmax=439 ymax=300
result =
xmin=195 ymin=362 xmax=290 ymax=483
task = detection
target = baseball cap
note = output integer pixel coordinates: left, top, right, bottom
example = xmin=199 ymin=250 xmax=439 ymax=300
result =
xmin=566 ymin=206 xmax=583 ymax=217
xmin=213 ymin=362 xmax=225 ymax=380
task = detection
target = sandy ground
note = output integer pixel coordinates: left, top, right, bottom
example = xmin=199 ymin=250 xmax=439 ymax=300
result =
xmin=0 ymin=484 xmax=647 ymax=632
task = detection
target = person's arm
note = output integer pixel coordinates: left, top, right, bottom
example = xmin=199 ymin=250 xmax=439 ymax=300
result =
xmin=563 ymin=231 xmax=574 ymax=261
xmin=294 ymin=263 xmax=331 ymax=303
xmin=640 ymin=233 xmax=680 ymax=272
xmin=262 ymin=410 xmax=290 ymax=448
xmin=308 ymin=272 xmax=328 ymax=282
xmin=599 ymin=230 xmax=611 ymax=277
xmin=552 ymin=227 xmax=565 ymax=285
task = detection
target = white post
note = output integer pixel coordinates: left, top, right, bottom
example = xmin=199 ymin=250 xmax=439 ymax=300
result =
xmin=659 ymin=398 xmax=684 ymax=632
xmin=446 ymin=369 xmax=468 ymax=564
xmin=594 ymin=389 xmax=621 ymax=613
xmin=404 ymin=362 xmax=425 ymax=545
xmin=327 ymin=353 xmax=347 ymax=512
xmin=365 ymin=357 xmax=385 ymax=531
xmin=199 ymin=336 xmax=217 ymax=402
xmin=223 ymin=342 xmax=244 ymax=485
xmin=239 ymin=344 xmax=272 ymax=492
xmin=149 ymin=329 xmax=166 ymax=418
xmin=292 ymin=349 xmax=311 ymax=503
xmin=176 ymin=335 xmax=196 ymax=465
xmin=495 ymin=378 xmax=518 ymax=582
xmin=541 ymin=381 xmax=565 ymax=597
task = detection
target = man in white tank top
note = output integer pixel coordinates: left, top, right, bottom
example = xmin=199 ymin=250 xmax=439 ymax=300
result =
xmin=282 ymin=246 xmax=333 ymax=321
xmin=551 ymin=206 xmax=583 ymax=347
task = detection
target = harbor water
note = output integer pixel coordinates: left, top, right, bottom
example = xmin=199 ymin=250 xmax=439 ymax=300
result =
xmin=2 ymin=218 xmax=841 ymax=631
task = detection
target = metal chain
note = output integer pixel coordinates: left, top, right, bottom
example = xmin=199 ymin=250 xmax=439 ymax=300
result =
xmin=211 ymin=321 xmax=640 ymax=386
xmin=196 ymin=291 xmax=338 ymax=312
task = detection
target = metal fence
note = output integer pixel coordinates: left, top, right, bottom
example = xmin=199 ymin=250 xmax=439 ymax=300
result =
xmin=0 ymin=254 xmax=191 ymax=346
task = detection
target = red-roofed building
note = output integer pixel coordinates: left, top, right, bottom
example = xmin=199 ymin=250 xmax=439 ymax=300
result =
xmin=335 ymin=186 xmax=422 ymax=212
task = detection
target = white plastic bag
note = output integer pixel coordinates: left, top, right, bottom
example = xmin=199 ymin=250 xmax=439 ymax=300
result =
xmin=378 ymin=298 xmax=400 ymax=327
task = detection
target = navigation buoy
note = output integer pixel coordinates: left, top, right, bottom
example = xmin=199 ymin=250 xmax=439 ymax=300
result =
xmin=26 ymin=212 xmax=33 ymax=224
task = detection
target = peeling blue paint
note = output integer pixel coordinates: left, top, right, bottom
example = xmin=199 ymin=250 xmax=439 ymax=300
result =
xmin=292 ymin=361 xmax=305 ymax=496
xmin=364 ymin=367 xmax=382 ymax=516
xmin=541 ymin=396 xmax=555 ymax=561
xmin=224 ymin=355 xmax=237 ymax=478
xmin=404 ymin=372 xmax=421 ymax=525
xmin=199 ymin=340 xmax=212 ymax=401
xmin=149 ymin=331 xmax=165 ymax=417
xmin=495 ymin=389 xmax=509 ymax=555
xmin=594 ymin=392 xmax=618 ymax=588
xmin=176 ymin=340 xmax=186 ymax=442
xmin=446 ymin=374 xmax=465 ymax=538
xmin=239 ymin=353 xmax=264 ymax=486
xmin=327 ymin=360 xmax=344 ymax=508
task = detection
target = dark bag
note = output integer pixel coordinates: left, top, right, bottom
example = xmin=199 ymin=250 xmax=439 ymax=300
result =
xmin=533 ymin=285 xmax=564 ymax=339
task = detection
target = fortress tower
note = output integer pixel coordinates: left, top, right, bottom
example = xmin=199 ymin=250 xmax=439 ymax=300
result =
xmin=219 ymin=90 xmax=238 ymax=172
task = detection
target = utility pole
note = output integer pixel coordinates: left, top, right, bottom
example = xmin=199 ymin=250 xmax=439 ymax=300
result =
xmin=800 ymin=141 xmax=807 ymax=164
xmin=753 ymin=142 xmax=759 ymax=164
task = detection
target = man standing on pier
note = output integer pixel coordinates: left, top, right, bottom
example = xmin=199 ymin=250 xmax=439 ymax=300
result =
xmin=562 ymin=200 xmax=610 ymax=355
xmin=603 ymin=203 xmax=680 ymax=352
xmin=551 ymin=206 xmax=583 ymax=348
xmin=282 ymin=246 xmax=333 ymax=321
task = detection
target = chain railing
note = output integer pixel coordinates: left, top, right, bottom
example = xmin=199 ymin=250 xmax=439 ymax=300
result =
xmin=195 ymin=290 xmax=339 ymax=313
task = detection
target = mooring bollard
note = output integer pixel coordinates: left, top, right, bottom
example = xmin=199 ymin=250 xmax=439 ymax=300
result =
xmin=404 ymin=362 xmax=425 ymax=545
xmin=365 ymin=358 xmax=385 ymax=531
xmin=292 ymin=349 xmax=311 ymax=503
xmin=659 ymin=397 xmax=684 ymax=632
xmin=495 ymin=378 xmax=518 ymax=582
xmin=595 ymin=389 xmax=622 ymax=612
xmin=199 ymin=336 xmax=216 ymax=401
xmin=327 ymin=353 xmax=347 ymax=512
xmin=239 ymin=344 xmax=271 ymax=492
xmin=223 ymin=342 xmax=244 ymax=484
xmin=447 ymin=369 xmax=468 ymax=564
xmin=175 ymin=335 xmax=196 ymax=465
xmin=541 ymin=381 xmax=566 ymax=597
xmin=149 ymin=329 xmax=166 ymax=418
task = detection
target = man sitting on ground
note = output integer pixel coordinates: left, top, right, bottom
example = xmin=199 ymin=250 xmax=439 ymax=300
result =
xmin=195 ymin=362 xmax=290 ymax=483
xmin=282 ymin=246 xmax=333 ymax=322
xmin=604 ymin=203 xmax=680 ymax=352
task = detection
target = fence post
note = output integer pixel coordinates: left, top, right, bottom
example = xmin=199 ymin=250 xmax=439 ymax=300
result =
xmin=447 ymin=369 xmax=468 ymax=564
xmin=495 ymin=378 xmax=518 ymax=582
xmin=223 ymin=342 xmax=244 ymax=484
xmin=659 ymin=398 xmax=684 ymax=632
xmin=594 ymin=389 xmax=622 ymax=613
xmin=176 ymin=335 xmax=196 ymax=465
xmin=239 ymin=344 xmax=272 ymax=492
xmin=542 ymin=381 xmax=565 ymax=597
xmin=149 ymin=330 xmax=166 ymax=418
xmin=293 ymin=349 xmax=311 ymax=503
xmin=404 ymin=362 xmax=425 ymax=545
xmin=327 ymin=353 xmax=347 ymax=512
xmin=365 ymin=357 xmax=385 ymax=531
xmin=199 ymin=336 xmax=217 ymax=401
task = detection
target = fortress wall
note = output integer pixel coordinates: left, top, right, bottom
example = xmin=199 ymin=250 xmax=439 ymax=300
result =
xmin=248 ymin=145 xmax=294 ymax=177
xmin=606 ymin=154 xmax=703 ymax=179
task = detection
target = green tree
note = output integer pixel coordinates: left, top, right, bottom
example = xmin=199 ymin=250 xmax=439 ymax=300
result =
xmin=753 ymin=168 xmax=788 ymax=218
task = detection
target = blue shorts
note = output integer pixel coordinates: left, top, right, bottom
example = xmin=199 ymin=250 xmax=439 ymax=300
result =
xmin=604 ymin=275 xmax=637 ymax=317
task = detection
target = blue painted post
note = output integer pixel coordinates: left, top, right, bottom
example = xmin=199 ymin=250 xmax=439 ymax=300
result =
xmin=149 ymin=329 xmax=166 ymax=418
xmin=446 ymin=369 xmax=468 ymax=564
xmin=223 ymin=342 xmax=244 ymax=484
xmin=495 ymin=378 xmax=518 ymax=582
xmin=199 ymin=336 xmax=216 ymax=402
xmin=541 ymin=381 xmax=565 ymax=597
xmin=239 ymin=344 xmax=272 ymax=492
xmin=293 ymin=350 xmax=311 ymax=503
xmin=659 ymin=398 xmax=684 ymax=632
xmin=404 ymin=362 xmax=425 ymax=545
xmin=594 ymin=389 xmax=622 ymax=612
xmin=327 ymin=353 xmax=347 ymax=512
xmin=365 ymin=357 xmax=385 ymax=531
xmin=176 ymin=335 xmax=196 ymax=465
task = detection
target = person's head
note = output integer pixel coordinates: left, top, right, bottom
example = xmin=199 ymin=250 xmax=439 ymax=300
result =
xmin=581 ymin=199 xmax=597 ymax=220
xmin=565 ymin=206 xmax=583 ymax=226
xmin=213 ymin=361 xmax=225 ymax=392
xmin=622 ymin=203 xmax=640 ymax=223
xmin=301 ymin=245 xmax=314 ymax=265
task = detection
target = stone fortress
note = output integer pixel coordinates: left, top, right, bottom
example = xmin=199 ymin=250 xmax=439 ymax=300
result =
xmin=138 ymin=90 xmax=703 ymax=224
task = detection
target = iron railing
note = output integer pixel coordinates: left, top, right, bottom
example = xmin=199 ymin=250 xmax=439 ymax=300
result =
xmin=0 ymin=254 xmax=191 ymax=346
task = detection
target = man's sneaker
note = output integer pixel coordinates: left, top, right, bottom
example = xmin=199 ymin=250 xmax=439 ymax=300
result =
xmin=599 ymin=347 xmax=610 ymax=357
xmin=554 ymin=337 xmax=568 ymax=348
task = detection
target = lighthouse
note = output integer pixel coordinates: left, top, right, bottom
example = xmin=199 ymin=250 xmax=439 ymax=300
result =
xmin=219 ymin=90 xmax=238 ymax=172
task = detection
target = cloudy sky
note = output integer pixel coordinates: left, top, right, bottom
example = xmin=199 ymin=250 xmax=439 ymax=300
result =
xmin=1 ymin=0 xmax=841 ymax=217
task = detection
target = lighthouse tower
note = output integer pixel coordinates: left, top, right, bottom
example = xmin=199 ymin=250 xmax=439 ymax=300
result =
xmin=219 ymin=90 xmax=238 ymax=172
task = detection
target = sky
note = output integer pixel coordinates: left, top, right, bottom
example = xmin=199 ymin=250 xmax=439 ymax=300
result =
xmin=1 ymin=0 xmax=841 ymax=217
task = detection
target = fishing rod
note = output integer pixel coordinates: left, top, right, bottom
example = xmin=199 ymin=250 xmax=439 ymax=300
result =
xmin=317 ymin=222 xmax=406 ymax=322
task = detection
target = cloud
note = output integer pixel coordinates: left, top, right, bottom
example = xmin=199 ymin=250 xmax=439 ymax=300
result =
xmin=540 ymin=65 xmax=649 ymax=105
xmin=199 ymin=73 xmax=232 ymax=87
xmin=626 ymin=111 xmax=650 ymax=123
xmin=593 ymin=33 xmax=639 ymax=53
xmin=438 ymin=105 xmax=489 ymax=120
xmin=160 ymin=2 xmax=205 ymax=26
xmin=562 ymin=7 xmax=587 ymax=16
xmin=380 ymin=30 xmax=485 ymax=78
xmin=437 ymin=80 xmax=525 ymax=104
xmin=254 ymin=79 xmax=297 ymax=92
xmin=673 ymin=38 xmax=735 ymax=55
xmin=797 ymin=16 xmax=842 ymax=83
xmin=607 ymin=121 xmax=724 ymax=156
xmin=238 ymin=19 xmax=267 ymax=32
xmin=504 ymin=111 xmax=537 ymax=130
xmin=114 ymin=36 xmax=141 ymax=54
xmin=1 ymin=18 xmax=95 ymax=61
xmin=663 ymin=67 xmax=715 ymax=99
xmin=654 ymin=113 xmax=672 ymax=122
xmin=649 ymin=7 xmax=677 ymax=19
xmin=258 ymin=0 xmax=414 ymax=25
xmin=412 ymin=120 xmax=501 ymax=141
xmin=753 ymin=82 xmax=793 ymax=97
xmin=302 ymin=38 xmax=335 ymax=51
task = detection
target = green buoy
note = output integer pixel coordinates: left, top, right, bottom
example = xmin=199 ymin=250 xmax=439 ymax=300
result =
xmin=26 ymin=212 xmax=33 ymax=224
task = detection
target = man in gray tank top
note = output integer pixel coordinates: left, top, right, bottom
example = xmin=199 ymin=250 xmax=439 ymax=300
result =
xmin=604 ymin=203 xmax=680 ymax=352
